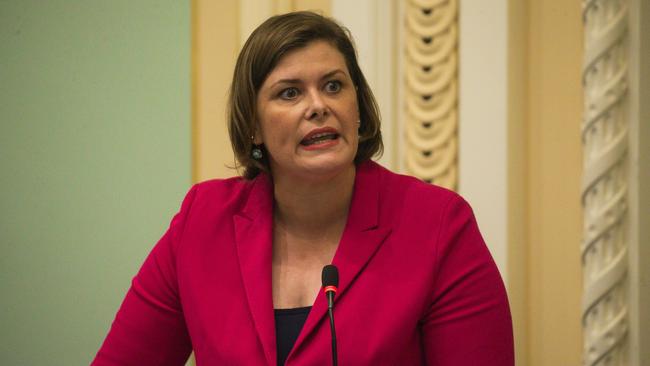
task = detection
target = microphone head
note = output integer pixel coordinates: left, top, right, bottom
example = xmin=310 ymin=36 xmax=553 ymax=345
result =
xmin=321 ymin=264 xmax=339 ymax=288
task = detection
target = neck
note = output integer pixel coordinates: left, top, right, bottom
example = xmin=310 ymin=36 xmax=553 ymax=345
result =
xmin=272 ymin=165 xmax=356 ymax=237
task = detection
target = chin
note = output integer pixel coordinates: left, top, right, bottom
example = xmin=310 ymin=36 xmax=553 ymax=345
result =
xmin=294 ymin=155 xmax=356 ymax=180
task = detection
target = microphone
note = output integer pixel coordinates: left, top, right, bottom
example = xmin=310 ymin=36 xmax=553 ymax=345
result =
xmin=322 ymin=265 xmax=338 ymax=366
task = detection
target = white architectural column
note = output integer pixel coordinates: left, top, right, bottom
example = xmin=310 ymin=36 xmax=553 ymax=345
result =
xmin=457 ymin=0 xmax=509 ymax=279
xmin=332 ymin=0 xmax=398 ymax=169
xmin=581 ymin=0 xmax=630 ymax=365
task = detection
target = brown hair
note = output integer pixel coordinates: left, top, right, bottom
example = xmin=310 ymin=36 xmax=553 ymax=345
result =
xmin=227 ymin=11 xmax=383 ymax=179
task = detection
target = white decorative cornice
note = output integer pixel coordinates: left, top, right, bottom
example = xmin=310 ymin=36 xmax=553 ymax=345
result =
xmin=581 ymin=0 xmax=630 ymax=364
xmin=403 ymin=0 xmax=458 ymax=189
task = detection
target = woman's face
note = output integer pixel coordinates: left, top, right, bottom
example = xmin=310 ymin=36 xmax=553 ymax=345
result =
xmin=255 ymin=40 xmax=360 ymax=182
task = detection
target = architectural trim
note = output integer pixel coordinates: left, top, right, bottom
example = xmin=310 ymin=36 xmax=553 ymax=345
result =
xmin=402 ymin=0 xmax=458 ymax=189
xmin=581 ymin=0 xmax=630 ymax=364
xmin=625 ymin=0 xmax=649 ymax=363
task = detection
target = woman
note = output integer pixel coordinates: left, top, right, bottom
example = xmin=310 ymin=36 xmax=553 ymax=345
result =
xmin=94 ymin=11 xmax=514 ymax=366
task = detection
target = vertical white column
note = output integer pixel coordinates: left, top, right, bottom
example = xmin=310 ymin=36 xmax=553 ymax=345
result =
xmin=332 ymin=0 xmax=397 ymax=169
xmin=458 ymin=0 xmax=508 ymax=279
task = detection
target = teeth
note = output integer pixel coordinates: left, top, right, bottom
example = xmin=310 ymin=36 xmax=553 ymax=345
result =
xmin=302 ymin=132 xmax=337 ymax=145
xmin=312 ymin=133 xmax=329 ymax=138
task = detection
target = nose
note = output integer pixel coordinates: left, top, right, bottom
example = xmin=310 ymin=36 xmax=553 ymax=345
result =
xmin=304 ymin=90 xmax=329 ymax=121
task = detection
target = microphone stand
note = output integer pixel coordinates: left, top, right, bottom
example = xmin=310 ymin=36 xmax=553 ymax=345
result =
xmin=322 ymin=265 xmax=339 ymax=366
xmin=327 ymin=291 xmax=338 ymax=366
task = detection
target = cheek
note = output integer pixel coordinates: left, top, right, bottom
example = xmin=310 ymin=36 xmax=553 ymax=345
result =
xmin=260 ymin=111 xmax=295 ymax=151
xmin=343 ymin=101 xmax=361 ymax=129
xmin=343 ymin=94 xmax=360 ymax=120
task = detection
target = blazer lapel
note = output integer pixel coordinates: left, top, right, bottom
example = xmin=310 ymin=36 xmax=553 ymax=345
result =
xmin=233 ymin=173 xmax=276 ymax=366
xmin=289 ymin=162 xmax=392 ymax=362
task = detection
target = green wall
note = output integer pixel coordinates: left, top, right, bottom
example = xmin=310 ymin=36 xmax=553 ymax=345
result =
xmin=0 ymin=1 xmax=191 ymax=364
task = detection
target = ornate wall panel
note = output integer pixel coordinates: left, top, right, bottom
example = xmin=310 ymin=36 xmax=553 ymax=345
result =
xmin=403 ymin=0 xmax=458 ymax=190
xmin=581 ymin=0 xmax=630 ymax=364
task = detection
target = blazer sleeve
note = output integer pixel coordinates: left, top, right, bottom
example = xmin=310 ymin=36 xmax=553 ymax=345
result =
xmin=420 ymin=194 xmax=514 ymax=365
xmin=92 ymin=185 xmax=198 ymax=366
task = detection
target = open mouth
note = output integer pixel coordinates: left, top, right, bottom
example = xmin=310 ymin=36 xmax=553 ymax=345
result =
xmin=300 ymin=132 xmax=339 ymax=146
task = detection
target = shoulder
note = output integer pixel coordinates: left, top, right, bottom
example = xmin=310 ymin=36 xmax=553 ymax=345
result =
xmin=360 ymin=161 xmax=473 ymax=229
xmin=180 ymin=174 xmax=264 ymax=218
xmin=193 ymin=175 xmax=251 ymax=200
xmin=366 ymin=161 xmax=462 ymax=208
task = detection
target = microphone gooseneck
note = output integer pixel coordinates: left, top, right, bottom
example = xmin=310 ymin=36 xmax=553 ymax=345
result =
xmin=321 ymin=265 xmax=339 ymax=366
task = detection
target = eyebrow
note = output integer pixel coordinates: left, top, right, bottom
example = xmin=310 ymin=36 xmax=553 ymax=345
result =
xmin=269 ymin=69 xmax=348 ymax=88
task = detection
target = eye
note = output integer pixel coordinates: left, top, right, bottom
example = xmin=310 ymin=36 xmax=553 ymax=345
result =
xmin=324 ymin=80 xmax=342 ymax=93
xmin=279 ymin=87 xmax=299 ymax=100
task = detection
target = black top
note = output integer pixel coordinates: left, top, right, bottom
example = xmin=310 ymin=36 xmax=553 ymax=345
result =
xmin=274 ymin=306 xmax=311 ymax=366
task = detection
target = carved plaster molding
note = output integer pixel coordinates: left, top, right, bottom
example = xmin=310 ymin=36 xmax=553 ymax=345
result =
xmin=581 ymin=0 xmax=630 ymax=365
xmin=403 ymin=0 xmax=458 ymax=189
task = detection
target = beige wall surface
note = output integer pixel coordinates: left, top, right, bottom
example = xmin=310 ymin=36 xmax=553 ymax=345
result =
xmin=525 ymin=0 xmax=584 ymax=364
xmin=192 ymin=0 xmax=239 ymax=181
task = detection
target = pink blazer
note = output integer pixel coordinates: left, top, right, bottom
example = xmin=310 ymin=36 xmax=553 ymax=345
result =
xmin=93 ymin=161 xmax=514 ymax=365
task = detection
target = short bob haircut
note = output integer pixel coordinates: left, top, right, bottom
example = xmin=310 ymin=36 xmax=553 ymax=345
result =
xmin=227 ymin=11 xmax=383 ymax=180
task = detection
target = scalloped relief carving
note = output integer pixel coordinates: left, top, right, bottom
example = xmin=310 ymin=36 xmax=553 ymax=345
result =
xmin=403 ymin=0 xmax=458 ymax=189
xmin=581 ymin=0 xmax=630 ymax=365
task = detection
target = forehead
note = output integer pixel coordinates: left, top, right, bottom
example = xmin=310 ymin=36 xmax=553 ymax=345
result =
xmin=264 ymin=41 xmax=349 ymax=82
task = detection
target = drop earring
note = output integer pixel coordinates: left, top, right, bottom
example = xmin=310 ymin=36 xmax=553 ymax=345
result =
xmin=251 ymin=135 xmax=263 ymax=160
xmin=252 ymin=146 xmax=263 ymax=160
